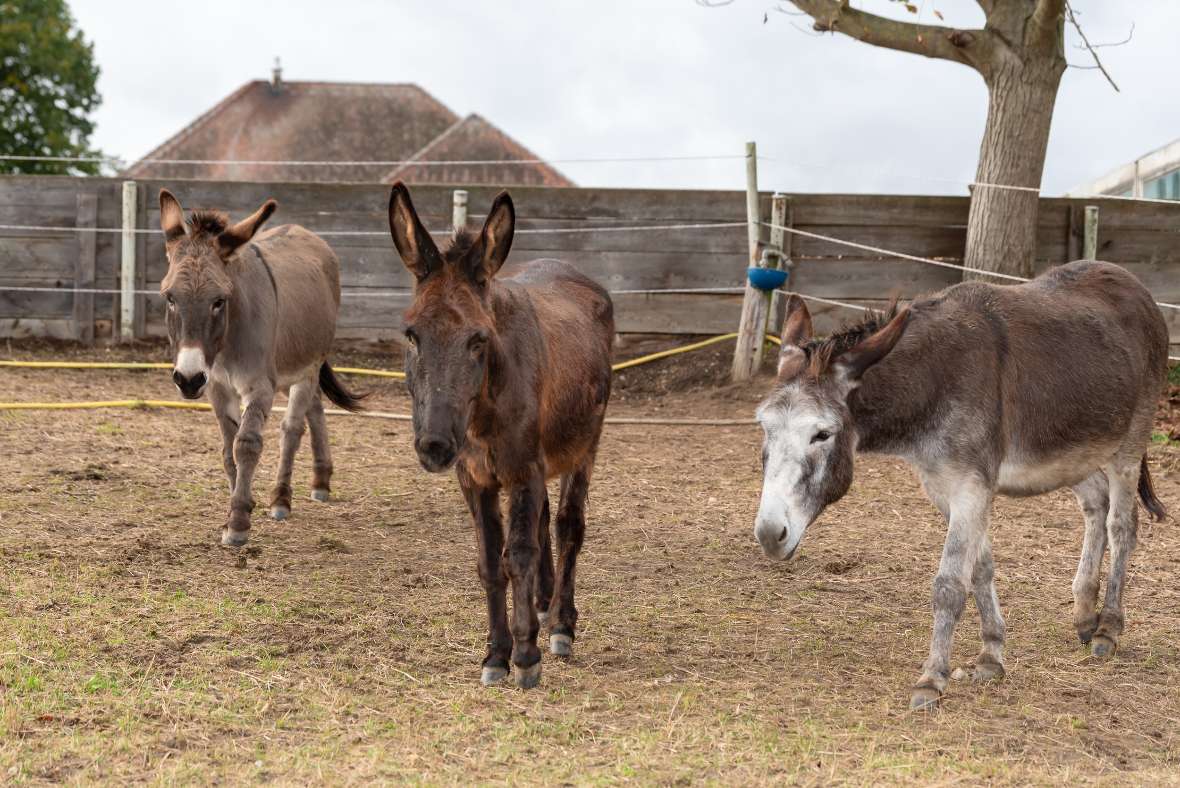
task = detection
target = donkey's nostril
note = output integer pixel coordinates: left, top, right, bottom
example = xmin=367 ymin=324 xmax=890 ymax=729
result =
xmin=779 ymin=526 xmax=788 ymax=542
xmin=172 ymin=370 xmax=184 ymax=386
xmin=191 ymin=371 xmax=207 ymax=390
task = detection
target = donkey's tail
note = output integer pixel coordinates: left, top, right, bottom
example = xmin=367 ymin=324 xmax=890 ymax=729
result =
xmin=319 ymin=362 xmax=366 ymax=412
xmin=1138 ymin=455 xmax=1167 ymax=522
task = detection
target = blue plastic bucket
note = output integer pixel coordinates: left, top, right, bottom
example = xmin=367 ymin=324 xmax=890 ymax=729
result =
xmin=747 ymin=267 xmax=788 ymax=291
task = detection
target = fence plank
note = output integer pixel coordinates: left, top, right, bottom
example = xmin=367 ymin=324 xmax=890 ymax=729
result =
xmin=73 ymin=192 xmax=98 ymax=343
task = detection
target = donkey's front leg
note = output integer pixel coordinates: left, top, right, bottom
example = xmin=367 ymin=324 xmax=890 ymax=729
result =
xmin=912 ymin=475 xmax=993 ymax=710
xmin=209 ymin=382 xmax=241 ymax=493
xmin=505 ymin=470 xmax=546 ymax=689
xmin=222 ymin=385 xmax=274 ymax=547
xmin=970 ymin=534 xmax=1006 ymax=682
xmin=459 ymin=467 xmax=512 ymax=686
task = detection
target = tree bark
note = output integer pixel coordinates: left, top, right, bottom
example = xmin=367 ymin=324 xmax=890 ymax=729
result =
xmin=965 ymin=57 xmax=1064 ymax=278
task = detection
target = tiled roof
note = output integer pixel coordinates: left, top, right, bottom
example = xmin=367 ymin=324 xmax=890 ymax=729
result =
xmin=124 ymin=80 xmax=571 ymax=186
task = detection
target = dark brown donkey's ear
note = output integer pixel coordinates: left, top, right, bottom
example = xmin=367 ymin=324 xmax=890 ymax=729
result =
xmin=474 ymin=191 xmax=515 ymax=285
xmin=388 ymin=181 xmax=442 ymax=282
xmin=776 ymin=295 xmax=813 ymax=379
xmin=159 ymin=189 xmax=186 ymax=243
xmin=834 ymin=307 xmax=910 ymax=381
xmin=218 ymin=199 xmax=277 ymax=258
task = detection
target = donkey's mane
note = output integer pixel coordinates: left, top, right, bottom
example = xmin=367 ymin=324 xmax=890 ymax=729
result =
xmin=803 ymin=301 xmax=900 ymax=375
xmin=442 ymin=227 xmax=480 ymax=261
xmin=186 ymin=210 xmax=229 ymax=239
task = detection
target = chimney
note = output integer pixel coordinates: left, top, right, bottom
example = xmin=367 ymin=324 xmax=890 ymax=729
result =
xmin=270 ymin=57 xmax=283 ymax=94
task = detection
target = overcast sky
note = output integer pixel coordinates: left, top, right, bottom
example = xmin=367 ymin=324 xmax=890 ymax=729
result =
xmin=72 ymin=0 xmax=1178 ymax=196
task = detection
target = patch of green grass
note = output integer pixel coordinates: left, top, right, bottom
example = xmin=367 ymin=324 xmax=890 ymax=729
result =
xmin=1168 ymin=362 xmax=1180 ymax=386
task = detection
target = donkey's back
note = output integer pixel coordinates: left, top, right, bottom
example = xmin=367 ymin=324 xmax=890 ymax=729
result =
xmin=875 ymin=260 xmax=1167 ymax=496
xmin=249 ymin=224 xmax=341 ymax=379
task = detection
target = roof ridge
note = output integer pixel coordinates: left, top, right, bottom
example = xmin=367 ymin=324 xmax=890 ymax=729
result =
xmin=382 ymin=114 xmax=472 ymax=182
xmin=383 ymin=113 xmax=572 ymax=186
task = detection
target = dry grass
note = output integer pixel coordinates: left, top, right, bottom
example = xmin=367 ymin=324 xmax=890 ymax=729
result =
xmin=1 ymin=344 xmax=1179 ymax=785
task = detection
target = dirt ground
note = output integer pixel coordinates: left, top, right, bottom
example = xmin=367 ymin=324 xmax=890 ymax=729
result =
xmin=1 ymin=339 xmax=1179 ymax=785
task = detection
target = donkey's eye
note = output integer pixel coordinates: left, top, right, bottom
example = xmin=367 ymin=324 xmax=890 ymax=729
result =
xmin=404 ymin=330 xmax=418 ymax=350
xmin=468 ymin=332 xmax=487 ymax=353
xmin=811 ymin=430 xmax=832 ymax=444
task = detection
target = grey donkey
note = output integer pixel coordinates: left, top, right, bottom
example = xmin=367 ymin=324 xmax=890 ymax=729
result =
xmin=159 ymin=189 xmax=364 ymax=547
xmin=754 ymin=260 xmax=1168 ymax=710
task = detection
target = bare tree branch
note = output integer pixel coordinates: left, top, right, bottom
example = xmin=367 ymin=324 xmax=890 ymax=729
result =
xmin=784 ymin=0 xmax=987 ymax=70
xmin=1073 ymin=20 xmax=1133 ymax=50
xmin=1065 ymin=1 xmax=1120 ymax=92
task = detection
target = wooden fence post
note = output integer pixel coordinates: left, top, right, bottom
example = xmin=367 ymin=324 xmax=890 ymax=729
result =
xmin=731 ymin=141 xmax=765 ymax=382
xmin=1083 ymin=205 xmax=1099 ymax=260
xmin=762 ymin=193 xmax=789 ymax=345
xmin=119 ymin=180 xmax=137 ymax=341
xmin=452 ymin=189 xmax=469 ymax=230
xmin=74 ymin=192 xmax=98 ymax=344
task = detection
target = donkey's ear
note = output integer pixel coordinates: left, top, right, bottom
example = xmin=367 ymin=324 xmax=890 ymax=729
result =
xmin=776 ymin=296 xmax=813 ymax=379
xmin=780 ymin=295 xmax=813 ymax=346
xmin=475 ymin=191 xmax=515 ymax=284
xmin=834 ymin=307 xmax=910 ymax=382
xmin=388 ymin=181 xmax=441 ymax=282
xmin=159 ymin=189 xmax=186 ymax=243
xmin=219 ymin=199 xmax=277 ymax=258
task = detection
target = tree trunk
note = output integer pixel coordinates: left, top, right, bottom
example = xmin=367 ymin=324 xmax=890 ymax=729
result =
xmin=964 ymin=56 xmax=1065 ymax=279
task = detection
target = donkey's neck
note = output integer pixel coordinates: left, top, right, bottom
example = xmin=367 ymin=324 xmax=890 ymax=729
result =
xmin=846 ymin=318 xmax=940 ymax=458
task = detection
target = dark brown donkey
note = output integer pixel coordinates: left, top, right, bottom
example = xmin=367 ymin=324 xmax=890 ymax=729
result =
xmin=387 ymin=182 xmax=613 ymax=688
xmin=754 ymin=261 xmax=1168 ymax=710
xmin=159 ymin=190 xmax=363 ymax=547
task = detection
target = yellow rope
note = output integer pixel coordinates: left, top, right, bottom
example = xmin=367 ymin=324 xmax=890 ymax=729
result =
xmin=0 ymin=360 xmax=171 ymax=370
xmin=1 ymin=332 xmax=767 ymax=378
xmin=0 ymin=399 xmax=211 ymax=411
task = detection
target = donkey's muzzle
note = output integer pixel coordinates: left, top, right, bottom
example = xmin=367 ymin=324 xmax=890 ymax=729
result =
xmin=173 ymin=369 xmax=208 ymax=399
xmin=755 ymin=518 xmax=797 ymax=561
xmin=415 ymin=435 xmax=456 ymax=472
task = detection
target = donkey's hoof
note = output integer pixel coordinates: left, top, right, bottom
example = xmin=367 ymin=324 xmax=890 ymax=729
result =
xmin=1077 ymin=628 xmax=1095 ymax=646
xmin=480 ymin=665 xmax=508 ymax=686
xmin=268 ymin=505 xmax=290 ymax=521
xmin=909 ymin=687 xmax=942 ymax=712
xmin=972 ymin=661 xmax=1005 ymax=683
xmin=1090 ymin=635 xmax=1117 ymax=659
xmin=311 ymin=489 xmax=330 ymax=503
xmin=514 ymin=661 xmax=542 ymax=689
xmin=550 ymin=633 xmax=573 ymax=658
xmin=221 ymin=528 xmax=250 ymax=547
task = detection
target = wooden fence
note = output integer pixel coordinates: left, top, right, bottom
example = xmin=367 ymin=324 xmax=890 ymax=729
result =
xmin=2 ymin=175 xmax=1179 ymax=345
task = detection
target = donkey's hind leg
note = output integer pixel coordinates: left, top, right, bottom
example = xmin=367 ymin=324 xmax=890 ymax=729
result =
xmin=269 ymin=378 xmax=316 ymax=521
xmin=1071 ymin=471 xmax=1109 ymax=646
xmin=549 ymin=465 xmax=592 ymax=658
xmin=1091 ymin=461 xmax=1140 ymax=658
xmin=535 ymin=491 xmax=555 ymax=628
xmin=306 ymin=394 xmax=333 ymax=502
